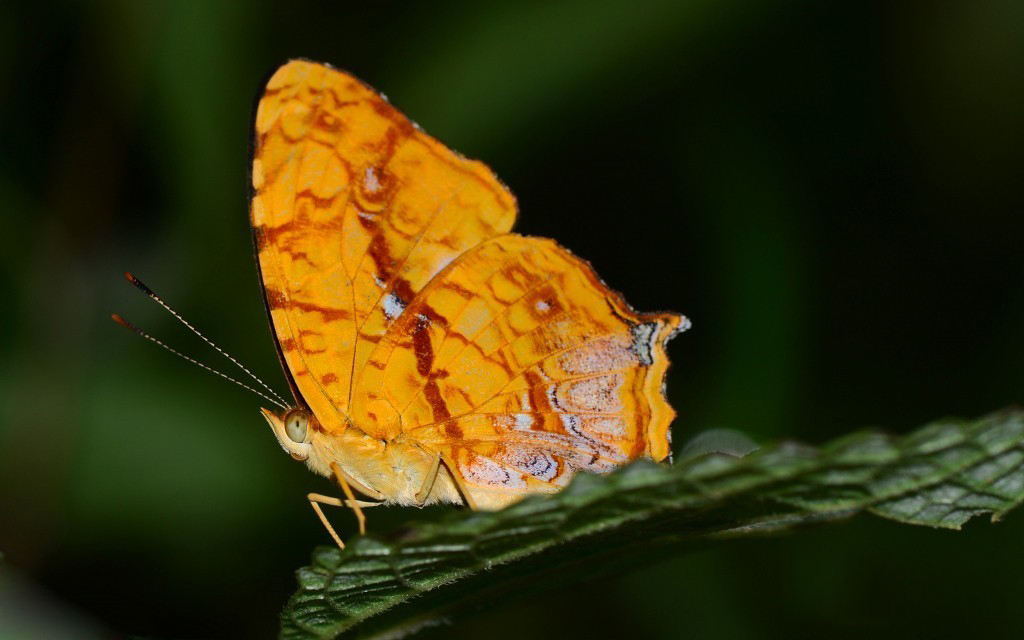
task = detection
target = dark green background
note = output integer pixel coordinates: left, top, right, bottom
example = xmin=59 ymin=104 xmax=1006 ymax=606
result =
xmin=1 ymin=0 xmax=1022 ymax=638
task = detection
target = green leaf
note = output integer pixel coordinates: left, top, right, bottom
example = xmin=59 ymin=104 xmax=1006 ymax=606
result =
xmin=280 ymin=410 xmax=1024 ymax=639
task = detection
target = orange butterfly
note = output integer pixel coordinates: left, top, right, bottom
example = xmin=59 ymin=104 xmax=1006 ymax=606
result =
xmin=250 ymin=60 xmax=688 ymax=548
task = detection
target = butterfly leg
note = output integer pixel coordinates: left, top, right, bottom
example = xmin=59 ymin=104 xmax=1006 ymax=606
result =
xmin=307 ymin=493 xmax=379 ymax=549
xmin=414 ymin=453 xmax=442 ymax=504
xmin=330 ymin=462 xmax=384 ymax=535
xmin=439 ymin=453 xmax=478 ymax=510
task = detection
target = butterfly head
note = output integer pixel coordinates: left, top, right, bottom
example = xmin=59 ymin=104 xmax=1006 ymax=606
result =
xmin=260 ymin=406 xmax=317 ymax=461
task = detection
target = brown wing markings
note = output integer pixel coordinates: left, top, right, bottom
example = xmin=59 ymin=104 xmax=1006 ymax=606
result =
xmin=254 ymin=217 xmax=346 ymax=256
xmin=256 ymin=61 xmax=522 ymax=433
xmin=405 ymin=331 xmax=627 ymax=433
xmin=394 ymin=270 xmax=561 ymax=419
xmin=351 ymin=238 xmax=519 ymax=434
xmin=440 ymin=305 xmax=571 ymax=384
xmin=267 ymin=68 xmax=468 ymax=191
xmin=258 ymin=85 xmax=284 ymax=99
xmin=456 ymin=411 xmax=634 ymax=418
xmin=261 ymin=70 xmax=356 ymax=421
xmin=424 ymin=245 xmax=570 ymax=366
xmin=281 ymin=299 xmax=352 ymax=323
xmin=411 ymin=311 xmax=454 ymax=429
xmin=317 ymin=81 xmax=360 ymax=108
xmin=295 ymin=184 xmax=346 ymax=208
xmin=261 ymin=227 xmax=342 ymax=422
xmin=477 ymin=308 xmax=572 ymax=361
xmin=490 ymin=448 xmax=567 ymax=486
xmin=391 ymin=299 xmax=565 ymax=423
xmin=297 ymin=70 xmax=364 ymax=417
xmin=395 ymin=285 xmax=562 ymax=422
xmin=355 ymin=190 xmax=457 ymax=336
xmin=478 ymin=367 xmax=639 ymax=407
xmin=456 ymin=424 xmax=621 ymax=468
xmin=342 ymin=128 xmax=460 ymax=375
xmin=260 ymin=285 xmax=285 ymax=310
xmin=404 ymin=248 xmax=524 ymax=367
xmin=353 ymin=237 xmax=516 ymax=399
xmin=369 ymin=104 xmax=417 ymax=161
xmin=419 ymin=422 xmax=616 ymax=465
xmin=468 ymin=329 xmax=629 ymax=415
xmin=437 ymin=277 xmax=478 ymax=301
xmin=521 ymin=369 xmax=555 ymax=417
xmin=362 ymin=90 xmax=512 ymax=206
xmin=347 ymin=191 xmax=460 ymax=412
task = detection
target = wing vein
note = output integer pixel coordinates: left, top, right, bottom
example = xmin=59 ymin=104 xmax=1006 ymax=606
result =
xmin=392 ymin=272 xmax=561 ymax=418
xmin=399 ymin=331 xmax=619 ymax=432
xmin=347 ymin=180 xmax=461 ymax=410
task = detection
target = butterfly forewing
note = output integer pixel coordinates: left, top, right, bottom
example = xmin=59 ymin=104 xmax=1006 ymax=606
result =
xmin=251 ymin=60 xmax=516 ymax=427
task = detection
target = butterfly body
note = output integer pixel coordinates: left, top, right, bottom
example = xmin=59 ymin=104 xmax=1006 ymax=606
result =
xmin=262 ymin=407 xmax=462 ymax=506
xmin=251 ymin=60 xmax=687 ymax=537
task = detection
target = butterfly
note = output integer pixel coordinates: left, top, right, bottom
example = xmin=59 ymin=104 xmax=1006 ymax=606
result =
xmin=250 ymin=59 xmax=688 ymax=548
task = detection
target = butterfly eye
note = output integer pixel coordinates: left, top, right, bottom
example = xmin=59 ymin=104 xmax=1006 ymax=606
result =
xmin=285 ymin=410 xmax=309 ymax=443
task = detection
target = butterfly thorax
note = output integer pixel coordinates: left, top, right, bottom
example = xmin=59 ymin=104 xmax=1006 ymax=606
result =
xmin=315 ymin=429 xmax=462 ymax=506
xmin=262 ymin=405 xmax=462 ymax=506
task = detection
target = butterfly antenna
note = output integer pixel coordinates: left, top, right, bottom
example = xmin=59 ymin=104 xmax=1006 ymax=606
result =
xmin=118 ymin=272 xmax=291 ymax=409
xmin=112 ymin=313 xmax=290 ymax=411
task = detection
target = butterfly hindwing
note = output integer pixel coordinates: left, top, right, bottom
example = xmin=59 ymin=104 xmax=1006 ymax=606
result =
xmin=350 ymin=234 xmax=682 ymax=508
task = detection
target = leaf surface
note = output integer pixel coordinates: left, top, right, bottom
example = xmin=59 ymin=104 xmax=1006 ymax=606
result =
xmin=281 ymin=410 xmax=1024 ymax=639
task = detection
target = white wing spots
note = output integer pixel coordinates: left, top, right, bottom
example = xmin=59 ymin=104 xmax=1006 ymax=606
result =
xmin=363 ymin=166 xmax=381 ymax=193
xmin=462 ymin=453 xmax=526 ymax=489
xmin=499 ymin=448 xmax=560 ymax=482
xmin=582 ymin=416 xmax=627 ymax=439
xmin=515 ymin=413 xmax=535 ymax=431
xmin=382 ymin=292 xmax=406 ymax=320
xmin=557 ymin=373 xmax=624 ymax=413
xmin=535 ymin=299 xmax=550 ymax=312
xmin=373 ymin=275 xmax=387 ymax=289
xmin=629 ymin=322 xmax=659 ymax=366
xmin=558 ymin=335 xmax=637 ymax=375
xmin=556 ymin=413 xmax=627 ymax=472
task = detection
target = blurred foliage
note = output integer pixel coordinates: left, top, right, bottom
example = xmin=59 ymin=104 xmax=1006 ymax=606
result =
xmin=0 ymin=0 xmax=1022 ymax=638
